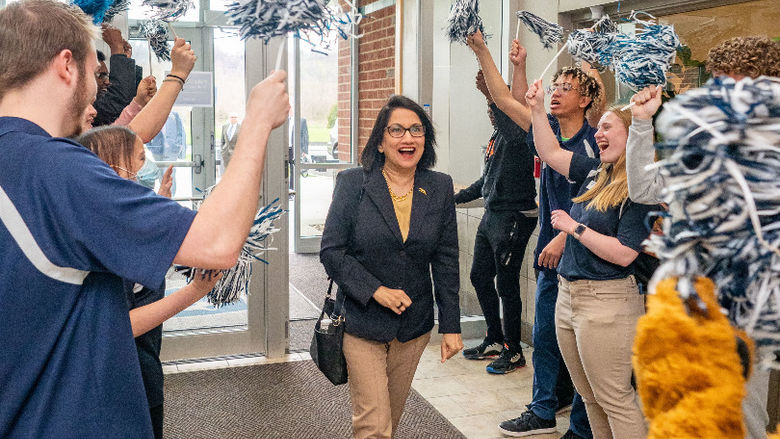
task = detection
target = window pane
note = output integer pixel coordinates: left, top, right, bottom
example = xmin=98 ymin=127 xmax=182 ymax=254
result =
xmin=209 ymin=0 xmax=228 ymax=11
xmin=130 ymin=38 xmax=195 ymax=205
xmin=213 ymin=28 xmax=245 ymax=181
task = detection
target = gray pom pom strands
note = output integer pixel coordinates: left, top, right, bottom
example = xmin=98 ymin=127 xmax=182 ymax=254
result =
xmin=446 ymin=0 xmax=484 ymax=45
xmin=591 ymin=14 xmax=618 ymax=34
xmin=225 ymin=0 xmax=361 ymax=48
xmin=140 ymin=20 xmax=171 ymax=61
xmin=102 ymin=0 xmax=130 ymax=23
xmin=516 ymin=10 xmax=563 ymax=49
xmin=181 ymin=197 xmax=284 ymax=307
xmin=206 ymin=198 xmax=284 ymax=306
xmin=610 ymin=11 xmax=680 ymax=91
xmin=647 ymin=76 xmax=780 ymax=369
xmin=143 ymin=0 xmax=193 ymax=21
xmin=566 ymin=15 xmax=619 ymax=71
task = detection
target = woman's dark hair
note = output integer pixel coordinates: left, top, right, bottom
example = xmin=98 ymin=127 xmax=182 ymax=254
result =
xmin=76 ymin=126 xmax=137 ymax=175
xmin=360 ymin=95 xmax=436 ymax=171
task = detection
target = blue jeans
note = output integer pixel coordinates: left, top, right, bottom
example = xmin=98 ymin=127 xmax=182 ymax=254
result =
xmin=528 ymin=270 xmax=592 ymax=438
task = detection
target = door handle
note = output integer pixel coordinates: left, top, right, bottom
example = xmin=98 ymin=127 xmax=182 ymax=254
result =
xmin=193 ymin=154 xmax=203 ymax=174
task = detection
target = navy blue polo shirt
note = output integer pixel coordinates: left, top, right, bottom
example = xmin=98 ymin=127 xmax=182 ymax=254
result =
xmin=558 ymin=153 xmax=657 ymax=281
xmin=527 ymin=115 xmax=599 ymax=273
xmin=0 ymin=117 xmax=196 ymax=438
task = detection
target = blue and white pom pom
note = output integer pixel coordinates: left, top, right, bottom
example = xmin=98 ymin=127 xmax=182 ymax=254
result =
xmin=446 ymin=0 xmax=484 ymax=45
xmin=102 ymin=0 xmax=130 ymax=23
xmin=516 ymin=10 xmax=564 ymax=49
xmin=140 ymin=20 xmax=171 ymax=61
xmin=182 ymin=197 xmax=285 ymax=307
xmin=226 ymin=0 xmax=362 ymax=50
xmin=143 ymin=0 xmax=193 ymax=21
xmin=72 ymin=0 xmax=113 ymax=24
xmin=566 ymin=15 xmax=619 ymax=71
xmin=610 ymin=11 xmax=680 ymax=90
xmin=647 ymin=76 xmax=780 ymax=369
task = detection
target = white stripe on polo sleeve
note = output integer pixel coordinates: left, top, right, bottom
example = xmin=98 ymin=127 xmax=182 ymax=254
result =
xmin=0 ymin=185 xmax=89 ymax=285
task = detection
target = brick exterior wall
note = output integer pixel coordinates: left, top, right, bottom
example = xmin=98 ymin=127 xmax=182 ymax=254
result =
xmin=336 ymin=0 xmax=396 ymax=162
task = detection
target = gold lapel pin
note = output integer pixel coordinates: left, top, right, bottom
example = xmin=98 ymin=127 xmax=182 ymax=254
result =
xmin=418 ymin=187 xmax=427 ymax=195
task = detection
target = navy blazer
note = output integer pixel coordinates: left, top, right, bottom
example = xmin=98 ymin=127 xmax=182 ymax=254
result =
xmin=320 ymin=166 xmax=461 ymax=343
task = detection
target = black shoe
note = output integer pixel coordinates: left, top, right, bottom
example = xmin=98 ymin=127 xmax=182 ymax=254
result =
xmin=486 ymin=345 xmax=526 ymax=374
xmin=463 ymin=338 xmax=503 ymax=360
xmin=560 ymin=430 xmax=586 ymax=439
xmin=498 ymin=410 xmax=556 ymax=437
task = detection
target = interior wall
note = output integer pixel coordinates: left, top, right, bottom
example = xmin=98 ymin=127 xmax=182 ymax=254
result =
xmin=431 ymin=0 xmax=505 ymax=186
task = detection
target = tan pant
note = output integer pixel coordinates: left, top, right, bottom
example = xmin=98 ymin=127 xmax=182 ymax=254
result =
xmin=342 ymin=331 xmax=431 ymax=439
xmin=556 ymin=275 xmax=648 ymax=439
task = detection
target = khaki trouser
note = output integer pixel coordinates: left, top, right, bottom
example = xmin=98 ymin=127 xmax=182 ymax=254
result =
xmin=556 ymin=275 xmax=648 ymax=439
xmin=342 ymin=331 xmax=431 ymax=439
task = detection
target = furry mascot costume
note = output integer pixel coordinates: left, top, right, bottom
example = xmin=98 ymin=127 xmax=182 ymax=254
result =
xmin=633 ymin=76 xmax=780 ymax=438
xmin=634 ymin=276 xmax=753 ymax=438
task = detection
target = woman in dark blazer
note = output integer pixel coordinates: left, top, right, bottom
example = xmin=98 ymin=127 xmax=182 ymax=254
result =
xmin=321 ymin=95 xmax=463 ymax=439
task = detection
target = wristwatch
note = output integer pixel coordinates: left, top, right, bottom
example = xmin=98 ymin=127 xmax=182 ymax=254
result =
xmin=573 ymin=223 xmax=587 ymax=239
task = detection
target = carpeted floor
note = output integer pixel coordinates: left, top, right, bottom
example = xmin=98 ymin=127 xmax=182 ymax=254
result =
xmin=289 ymin=252 xmax=329 ymax=308
xmin=164 ymin=360 xmax=465 ymax=439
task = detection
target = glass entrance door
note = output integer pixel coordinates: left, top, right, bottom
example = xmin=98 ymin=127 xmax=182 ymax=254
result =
xmin=290 ymin=32 xmax=358 ymax=254
xmin=127 ymin=16 xmax=287 ymax=360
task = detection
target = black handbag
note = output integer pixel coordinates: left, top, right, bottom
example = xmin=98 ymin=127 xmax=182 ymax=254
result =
xmin=309 ymin=279 xmax=348 ymax=385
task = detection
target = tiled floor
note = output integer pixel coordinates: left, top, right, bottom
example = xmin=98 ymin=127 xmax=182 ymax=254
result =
xmin=163 ymin=340 xmax=572 ymax=439
xmin=412 ymin=340 xmax=571 ymax=439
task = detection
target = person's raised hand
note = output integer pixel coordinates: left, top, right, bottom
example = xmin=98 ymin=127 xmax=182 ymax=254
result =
xmin=509 ymin=40 xmax=527 ymax=66
xmin=440 ymin=333 xmax=463 ymax=363
xmin=170 ymin=38 xmax=196 ymax=80
xmin=157 ymin=165 xmax=174 ymax=198
xmin=631 ymin=85 xmax=663 ymax=120
xmin=134 ymin=75 xmax=157 ymax=107
xmin=123 ymin=40 xmax=133 ymax=58
xmin=102 ymin=26 xmax=126 ymax=56
xmin=465 ymin=29 xmax=487 ymax=53
xmin=372 ymin=286 xmax=412 ymax=315
xmin=525 ymin=79 xmax=544 ymax=110
xmin=245 ymin=70 xmax=290 ymax=132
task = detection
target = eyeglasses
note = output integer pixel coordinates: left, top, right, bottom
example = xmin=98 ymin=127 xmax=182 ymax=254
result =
xmin=385 ymin=124 xmax=425 ymax=138
xmin=111 ymin=165 xmax=137 ymax=181
xmin=95 ymin=72 xmax=109 ymax=81
xmin=545 ymin=83 xmax=576 ymax=95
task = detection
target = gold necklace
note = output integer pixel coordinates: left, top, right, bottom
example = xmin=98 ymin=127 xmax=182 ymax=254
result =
xmin=382 ymin=168 xmax=413 ymax=202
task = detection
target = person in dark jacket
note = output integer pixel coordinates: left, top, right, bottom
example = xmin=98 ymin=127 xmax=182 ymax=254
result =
xmin=93 ymin=27 xmax=137 ymax=126
xmin=320 ymin=95 xmax=463 ymax=439
xmin=456 ymin=70 xmax=537 ymax=375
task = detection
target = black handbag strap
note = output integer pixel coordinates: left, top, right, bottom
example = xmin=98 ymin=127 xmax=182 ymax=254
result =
xmin=324 ymin=278 xmax=346 ymax=317
xmin=328 ymin=170 xmax=367 ymax=320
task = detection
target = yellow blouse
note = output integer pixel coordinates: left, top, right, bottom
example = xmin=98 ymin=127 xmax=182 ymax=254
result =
xmin=390 ymin=192 xmax=413 ymax=242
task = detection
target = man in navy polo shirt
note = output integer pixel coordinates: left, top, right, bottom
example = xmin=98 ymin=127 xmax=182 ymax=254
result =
xmin=0 ymin=1 xmax=289 ymax=437
xmin=466 ymin=32 xmax=602 ymax=439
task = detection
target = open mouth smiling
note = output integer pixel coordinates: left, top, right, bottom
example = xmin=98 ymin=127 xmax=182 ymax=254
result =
xmin=398 ymin=146 xmax=417 ymax=157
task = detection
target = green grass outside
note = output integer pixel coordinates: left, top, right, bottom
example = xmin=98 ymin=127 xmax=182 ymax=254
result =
xmin=307 ymin=121 xmax=329 ymax=143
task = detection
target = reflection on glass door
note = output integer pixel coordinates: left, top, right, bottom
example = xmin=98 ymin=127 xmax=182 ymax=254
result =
xmin=291 ymin=20 xmax=357 ymax=253
xmin=213 ymin=28 xmax=246 ymax=182
xmin=129 ymin=36 xmax=196 ymax=208
xmin=127 ymin=20 xmax=265 ymax=359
